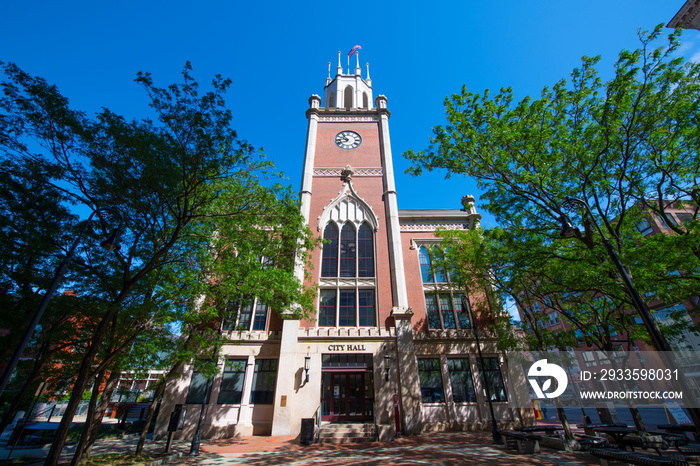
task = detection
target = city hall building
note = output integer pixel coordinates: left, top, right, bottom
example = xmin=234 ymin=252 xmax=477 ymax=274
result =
xmin=155 ymin=54 xmax=533 ymax=442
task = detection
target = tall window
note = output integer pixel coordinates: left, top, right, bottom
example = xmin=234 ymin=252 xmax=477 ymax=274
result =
xmin=319 ymin=221 xmax=376 ymax=328
xmin=340 ymin=224 xmax=356 ymax=277
xmin=218 ymin=360 xmax=246 ymax=404
xmin=448 ymin=358 xmax=476 ymax=402
xmin=322 ymin=222 xmax=374 ymax=278
xmin=419 ymin=246 xmax=469 ymax=330
xmin=479 ymin=357 xmax=507 ymax=402
xmin=250 ymin=359 xmax=277 ymax=404
xmin=418 ymin=358 xmax=444 ymax=403
xmin=185 ymin=371 xmax=211 ymax=404
xmin=222 ymin=297 xmax=268 ymax=331
xmin=321 ymin=223 xmax=339 ymax=277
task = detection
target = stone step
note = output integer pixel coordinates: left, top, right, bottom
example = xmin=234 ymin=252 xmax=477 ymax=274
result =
xmin=318 ymin=423 xmax=376 ymax=443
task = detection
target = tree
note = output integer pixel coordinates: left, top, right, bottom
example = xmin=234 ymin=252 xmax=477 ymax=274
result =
xmin=0 ymin=61 xmax=316 ymax=465
xmin=405 ymin=25 xmax=700 ymax=430
xmin=405 ymin=24 xmax=699 ymax=344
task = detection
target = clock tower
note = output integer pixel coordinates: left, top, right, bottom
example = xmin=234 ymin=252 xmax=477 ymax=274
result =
xmin=270 ymin=50 xmax=422 ymax=437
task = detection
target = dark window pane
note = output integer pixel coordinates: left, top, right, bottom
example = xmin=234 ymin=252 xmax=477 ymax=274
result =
xmin=252 ymin=301 xmax=268 ymax=331
xmin=358 ymin=290 xmax=375 ymax=326
xmin=419 ymin=247 xmax=433 ymax=283
xmin=186 ymin=372 xmax=211 ymax=404
xmin=425 ymin=294 xmax=441 ymax=329
xmin=479 ymin=357 xmax=507 ymax=402
xmin=418 ymin=358 xmax=444 ymax=403
xmin=339 ymin=290 xmax=356 ymax=326
xmin=357 ymin=223 xmax=374 ymax=277
xmin=448 ymin=358 xmax=476 ymax=402
xmin=439 ymin=294 xmax=456 ymax=329
xmin=221 ymin=300 xmax=240 ymax=331
xmin=455 ymin=294 xmax=471 ymax=329
xmin=321 ymin=223 xmax=339 ymax=277
xmin=239 ymin=298 xmax=254 ymax=330
xmin=340 ymin=223 xmax=356 ymax=277
xmin=319 ymin=290 xmax=336 ymax=327
xmin=250 ymin=359 xmax=277 ymax=404
xmin=218 ymin=360 xmax=246 ymax=404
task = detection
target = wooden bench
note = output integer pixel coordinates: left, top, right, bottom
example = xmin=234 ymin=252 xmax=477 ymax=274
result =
xmin=589 ymin=448 xmax=688 ymax=466
xmin=501 ymin=430 xmax=540 ymax=454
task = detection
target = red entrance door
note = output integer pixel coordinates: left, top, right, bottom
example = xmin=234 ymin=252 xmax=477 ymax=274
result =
xmin=321 ymin=371 xmax=373 ymax=421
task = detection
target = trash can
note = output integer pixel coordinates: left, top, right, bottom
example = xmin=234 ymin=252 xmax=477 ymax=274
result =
xmin=300 ymin=418 xmax=315 ymax=445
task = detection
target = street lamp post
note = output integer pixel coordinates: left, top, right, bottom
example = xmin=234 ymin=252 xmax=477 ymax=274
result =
xmin=559 ymin=197 xmax=700 ymax=434
xmin=0 ymin=208 xmax=122 ymax=397
xmin=461 ymin=294 xmax=503 ymax=445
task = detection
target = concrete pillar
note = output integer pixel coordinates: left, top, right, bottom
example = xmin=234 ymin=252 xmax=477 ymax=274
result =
xmin=392 ymin=307 xmax=422 ymax=434
xmin=271 ymin=319 xmax=300 ymax=435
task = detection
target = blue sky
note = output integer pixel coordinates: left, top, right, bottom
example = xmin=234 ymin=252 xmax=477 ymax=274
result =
xmin=1 ymin=1 xmax=697 ymax=228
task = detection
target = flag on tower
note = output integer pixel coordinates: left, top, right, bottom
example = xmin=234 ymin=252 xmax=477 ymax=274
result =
xmin=348 ymin=45 xmax=362 ymax=57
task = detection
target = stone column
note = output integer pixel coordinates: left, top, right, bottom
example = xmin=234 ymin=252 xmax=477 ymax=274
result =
xmin=271 ymin=319 xmax=300 ymax=436
xmin=392 ymin=307 xmax=422 ymax=434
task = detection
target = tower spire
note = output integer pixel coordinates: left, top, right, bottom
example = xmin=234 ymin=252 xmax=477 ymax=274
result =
xmin=326 ymin=62 xmax=331 ymax=85
xmin=355 ymin=51 xmax=361 ymax=75
xmin=337 ymin=51 xmax=343 ymax=75
xmin=366 ymin=62 xmax=371 ymax=85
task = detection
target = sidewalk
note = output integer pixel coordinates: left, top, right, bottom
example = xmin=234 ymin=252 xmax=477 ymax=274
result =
xmin=170 ymin=432 xmax=600 ymax=466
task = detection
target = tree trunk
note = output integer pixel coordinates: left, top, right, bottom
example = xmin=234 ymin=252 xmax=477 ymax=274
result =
xmin=553 ymin=397 xmax=574 ymax=440
xmin=135 ymin=379 xmax=163 ymax=455
xmin=71 ymin=369 xmax=120 ymax=465
xmin=44 ymin=308 xmax=117 ymax=466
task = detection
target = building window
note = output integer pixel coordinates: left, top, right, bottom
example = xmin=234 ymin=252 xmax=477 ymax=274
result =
xmin=340 ymin=223 xmax=356 ymax=277
xmin=418 ymin=358 xmax=444 ymax=403
xmin=319 ymin=289 xmax=376 ymax=327
xmin=328 ymin=91 xmax=335 ymax=108
xmin=362 ymin=92 xmax=368 ymax=108
xmin=217 ymin=360 xmax=246 ymax=404
xmin=677 ymin=213 xmax=694 ymax=225
xmin=250 ymin=359 xmax=277 ymax=404
xmin=321 ymin=223 xmax=339 ymax=277
xmin=222 ymin=297 xmax=268 ymax=331
xmin=635 ymin=219 xmax=654 ymax=236
xmin=549 ymin=312 xmax=559 ymax=326
xmin=419 ymin=247 xmax=433 ymax=283
xmin=185 ymin=372 xmax=211 ymax=404
xmin=322 ymin=222 xmax=374 ymax=278
xmin=420 ymin=246 xmax=468 ymax=330
xmin=448 ymin=358 xmax=476 ymax=402
xmin=478 ymin=357 xmax=507 ymax=402
xmin=319 ymin=290 xmax=336 ymax=326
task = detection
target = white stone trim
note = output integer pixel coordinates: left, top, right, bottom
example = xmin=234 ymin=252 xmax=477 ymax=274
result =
xmin=316 ymin=183 xmax=380 ymax=232
xmin=400 ymin=220 xmax=471 ymax=232
xmin=313 ymin=167 xmax=383 ymax=177
xmin=319 ymin=278 xmax=377 ymax=288
xmin=318 ymin=115 xmax=379 ymax=122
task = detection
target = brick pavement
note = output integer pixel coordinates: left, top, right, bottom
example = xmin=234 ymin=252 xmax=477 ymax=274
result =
xmin=171 ymin=432 xmax=600 ymax=466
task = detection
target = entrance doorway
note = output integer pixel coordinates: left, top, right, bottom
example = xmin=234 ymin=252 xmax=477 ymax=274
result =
xmin=320 ymin=354 xmax=374 ymax=422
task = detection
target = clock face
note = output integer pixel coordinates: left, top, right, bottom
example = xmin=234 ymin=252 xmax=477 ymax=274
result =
xmin=335 ymin=131 xmax=362 ymax=150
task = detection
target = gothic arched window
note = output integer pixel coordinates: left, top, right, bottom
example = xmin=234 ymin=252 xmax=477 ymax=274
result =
xmin=328 ymin=91 xmax=335 ymax=109
xmin=319 ymin=221 xmax=376 ymax=327
xmin=362 ymin=92 xmax=368 ymax=109
xmin=321 ymin=223 xmax=339 ymax=277
xmin=418 ymin=246 xmax=470 ymax=330
xmin=339 ymin=223 xmax=356 ymax=277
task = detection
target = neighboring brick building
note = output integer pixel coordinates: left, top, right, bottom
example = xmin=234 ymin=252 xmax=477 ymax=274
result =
xmin=155 ymin=53 xmax=533 ymax=441
xmin=516 ymin=203 xmax=700 ymax=395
